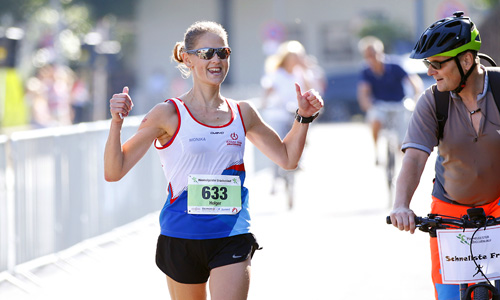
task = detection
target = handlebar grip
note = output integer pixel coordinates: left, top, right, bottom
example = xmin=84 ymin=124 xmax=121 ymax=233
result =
xmin=386 ymin=216 xmax=421 ymax=225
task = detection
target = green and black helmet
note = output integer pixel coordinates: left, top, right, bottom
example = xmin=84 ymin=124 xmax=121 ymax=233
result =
xmin=410 ymin=11 xmax=482 ymax=93
xmin=410 ymin=11 xmax=481 ymax=59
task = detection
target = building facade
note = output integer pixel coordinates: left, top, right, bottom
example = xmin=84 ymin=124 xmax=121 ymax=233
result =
xmin=131 ymin=0 xmax=486 ymax=114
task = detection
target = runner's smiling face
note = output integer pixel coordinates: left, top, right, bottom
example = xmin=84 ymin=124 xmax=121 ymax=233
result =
xmin=185 ymin=32 xmax=230 ymax=86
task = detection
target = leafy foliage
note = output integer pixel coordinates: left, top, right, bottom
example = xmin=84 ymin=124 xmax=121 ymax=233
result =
xmin=0 ymin=0 xmax=135 ymax=23
xmin=358 ymin=18 xmax=413 ymax=54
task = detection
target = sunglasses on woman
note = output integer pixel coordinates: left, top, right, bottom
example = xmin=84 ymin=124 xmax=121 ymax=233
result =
xmin=186 ymin=47 xmax=231 ymax=60
xmin=422 ymin=56 xmax=455 ymax=70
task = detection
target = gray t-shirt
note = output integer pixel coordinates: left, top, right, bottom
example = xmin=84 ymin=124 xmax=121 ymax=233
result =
xmin=402 ymin=69 xmax=500 ymax=205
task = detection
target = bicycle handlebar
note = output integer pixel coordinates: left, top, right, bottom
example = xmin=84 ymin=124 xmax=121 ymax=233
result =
xmin=387 ymin=208 xmax=500 ymax=235
xmin=386 ymin=215 xmax=475 ymax=229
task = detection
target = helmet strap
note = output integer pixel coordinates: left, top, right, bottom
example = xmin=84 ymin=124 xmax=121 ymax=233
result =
xmin=453 ymin=57 xmax=476 ymax=94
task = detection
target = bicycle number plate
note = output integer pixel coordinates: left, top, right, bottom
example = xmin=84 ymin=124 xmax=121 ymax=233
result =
xmin=437 ymin=224 xmax=500 ymax=284
xmin=187 ymin=174 xmax=241 ymax=215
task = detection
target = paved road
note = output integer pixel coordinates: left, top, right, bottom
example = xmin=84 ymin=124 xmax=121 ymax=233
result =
xmin=0 ymin=122 xmax=437 ymax=299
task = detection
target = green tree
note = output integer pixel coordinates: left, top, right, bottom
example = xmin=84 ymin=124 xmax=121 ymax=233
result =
xmin=0 ymin=0 xmax=135 ymax=24
xmin=358 ymin=18 xmax=413 ymax=54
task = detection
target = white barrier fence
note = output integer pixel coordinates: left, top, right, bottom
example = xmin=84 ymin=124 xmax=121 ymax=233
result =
xmin=0 ymin=117 xmax=166 ymax=286
xmin=0 ymin=135 xmax=9 ymax=275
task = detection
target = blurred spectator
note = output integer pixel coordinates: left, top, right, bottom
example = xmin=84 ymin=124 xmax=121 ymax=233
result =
xmin=260 ymin=40 xmax=325 ymax=193
xmin=70 ymin=68 xmax=91 ymax=124
xmin=303 ymin=54 xmax=327 ymax=96
xmin=26 ymin=64 xmax=75 ymax=127
xmin=261 ymin=40 xmax=325 ymax=135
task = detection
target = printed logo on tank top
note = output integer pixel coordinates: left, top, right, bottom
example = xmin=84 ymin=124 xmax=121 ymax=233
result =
xmin=227 ymin=132 xmax=242 ymax=147
xmin=189 ymin=137 xmax=206 ymax=142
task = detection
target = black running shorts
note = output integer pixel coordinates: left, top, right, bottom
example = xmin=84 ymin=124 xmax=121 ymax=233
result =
xmin=155 ymin=233 xmax=260 ymax=284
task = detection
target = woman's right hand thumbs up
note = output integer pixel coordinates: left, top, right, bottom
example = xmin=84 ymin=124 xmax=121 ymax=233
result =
xmin=110 ymin=86 xmax=134 ymax=121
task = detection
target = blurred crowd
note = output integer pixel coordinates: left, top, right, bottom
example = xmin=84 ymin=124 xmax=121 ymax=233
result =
xmin=25 ymin=64 xmax=91 ymax=128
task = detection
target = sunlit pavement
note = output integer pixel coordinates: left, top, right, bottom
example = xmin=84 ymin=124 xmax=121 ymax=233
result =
xmin=0 ymin=122 xmax=437 ymax=300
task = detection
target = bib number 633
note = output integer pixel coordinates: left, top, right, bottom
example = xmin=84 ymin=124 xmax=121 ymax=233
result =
xmin=187 ymin=174 xmax=241 ymax=215
xmin=202 ymin=186 xmax=228 ymax=200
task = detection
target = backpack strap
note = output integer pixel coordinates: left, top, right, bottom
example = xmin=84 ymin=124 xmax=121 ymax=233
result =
xmin=432 ymin=85 xmax=450 ymax=143
xmin=485 ymin=67 xmax=500 ymax=111
xmin=433 ymin=67 xmax=500 ymax=143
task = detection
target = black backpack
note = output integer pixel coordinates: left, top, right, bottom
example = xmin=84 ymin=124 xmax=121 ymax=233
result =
xmin=432 ymin=67 xmax=500 ymax=142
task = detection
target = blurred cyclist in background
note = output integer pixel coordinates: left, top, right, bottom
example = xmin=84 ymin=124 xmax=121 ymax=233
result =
xmin=357 ymin=36 xmax=423 ymax=165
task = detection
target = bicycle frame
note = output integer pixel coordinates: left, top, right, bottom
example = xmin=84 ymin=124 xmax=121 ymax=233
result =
xmin=380 ymin=108 xmax=402 ymax=207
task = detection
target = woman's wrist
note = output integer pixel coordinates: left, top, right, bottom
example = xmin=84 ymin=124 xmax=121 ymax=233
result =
xmin=295 ymin=109 xmax=319 ymax=123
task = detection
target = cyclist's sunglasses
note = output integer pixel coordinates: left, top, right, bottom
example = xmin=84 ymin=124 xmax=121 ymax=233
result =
xmin=186 ymin=47 xmax=231 ymax=60
xmin=422 ymin=56 xmax=455 ymax=70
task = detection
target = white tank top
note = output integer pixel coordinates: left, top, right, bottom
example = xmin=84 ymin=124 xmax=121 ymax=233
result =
xmin=155 ymin=98 xmax=251 ymax=239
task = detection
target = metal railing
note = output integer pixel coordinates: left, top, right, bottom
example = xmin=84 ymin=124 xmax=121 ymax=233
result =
xmin=0 ymin=135 xmax=9 ymax=274
xmin=0 ymin=116 xmax=165 ymax=286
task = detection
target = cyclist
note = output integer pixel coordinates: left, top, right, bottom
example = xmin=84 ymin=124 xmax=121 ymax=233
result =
xmin=357 ymin=36 xmax=423 ymax=165
xmin=389 ymin=12 xmax=500 ymax=300
xmin=104 ymin=21 xmax=323 ymax=300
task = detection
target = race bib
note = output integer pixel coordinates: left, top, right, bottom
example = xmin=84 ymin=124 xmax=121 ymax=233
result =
xmin=437 ymin=225 xmax=500 ymax=284
xmin=187 ymin=174 xmax=241 ymax=215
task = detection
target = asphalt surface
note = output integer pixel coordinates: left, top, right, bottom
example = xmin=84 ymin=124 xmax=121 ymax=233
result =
xmin=0 ymin=122 xmax=438 ymax=299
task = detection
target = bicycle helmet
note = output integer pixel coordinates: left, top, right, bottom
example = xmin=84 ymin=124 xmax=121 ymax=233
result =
xmin=410 ymin=11 xmax=480 ymax=59
xmin=410 ymin=11 xmax=481 ymax=93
